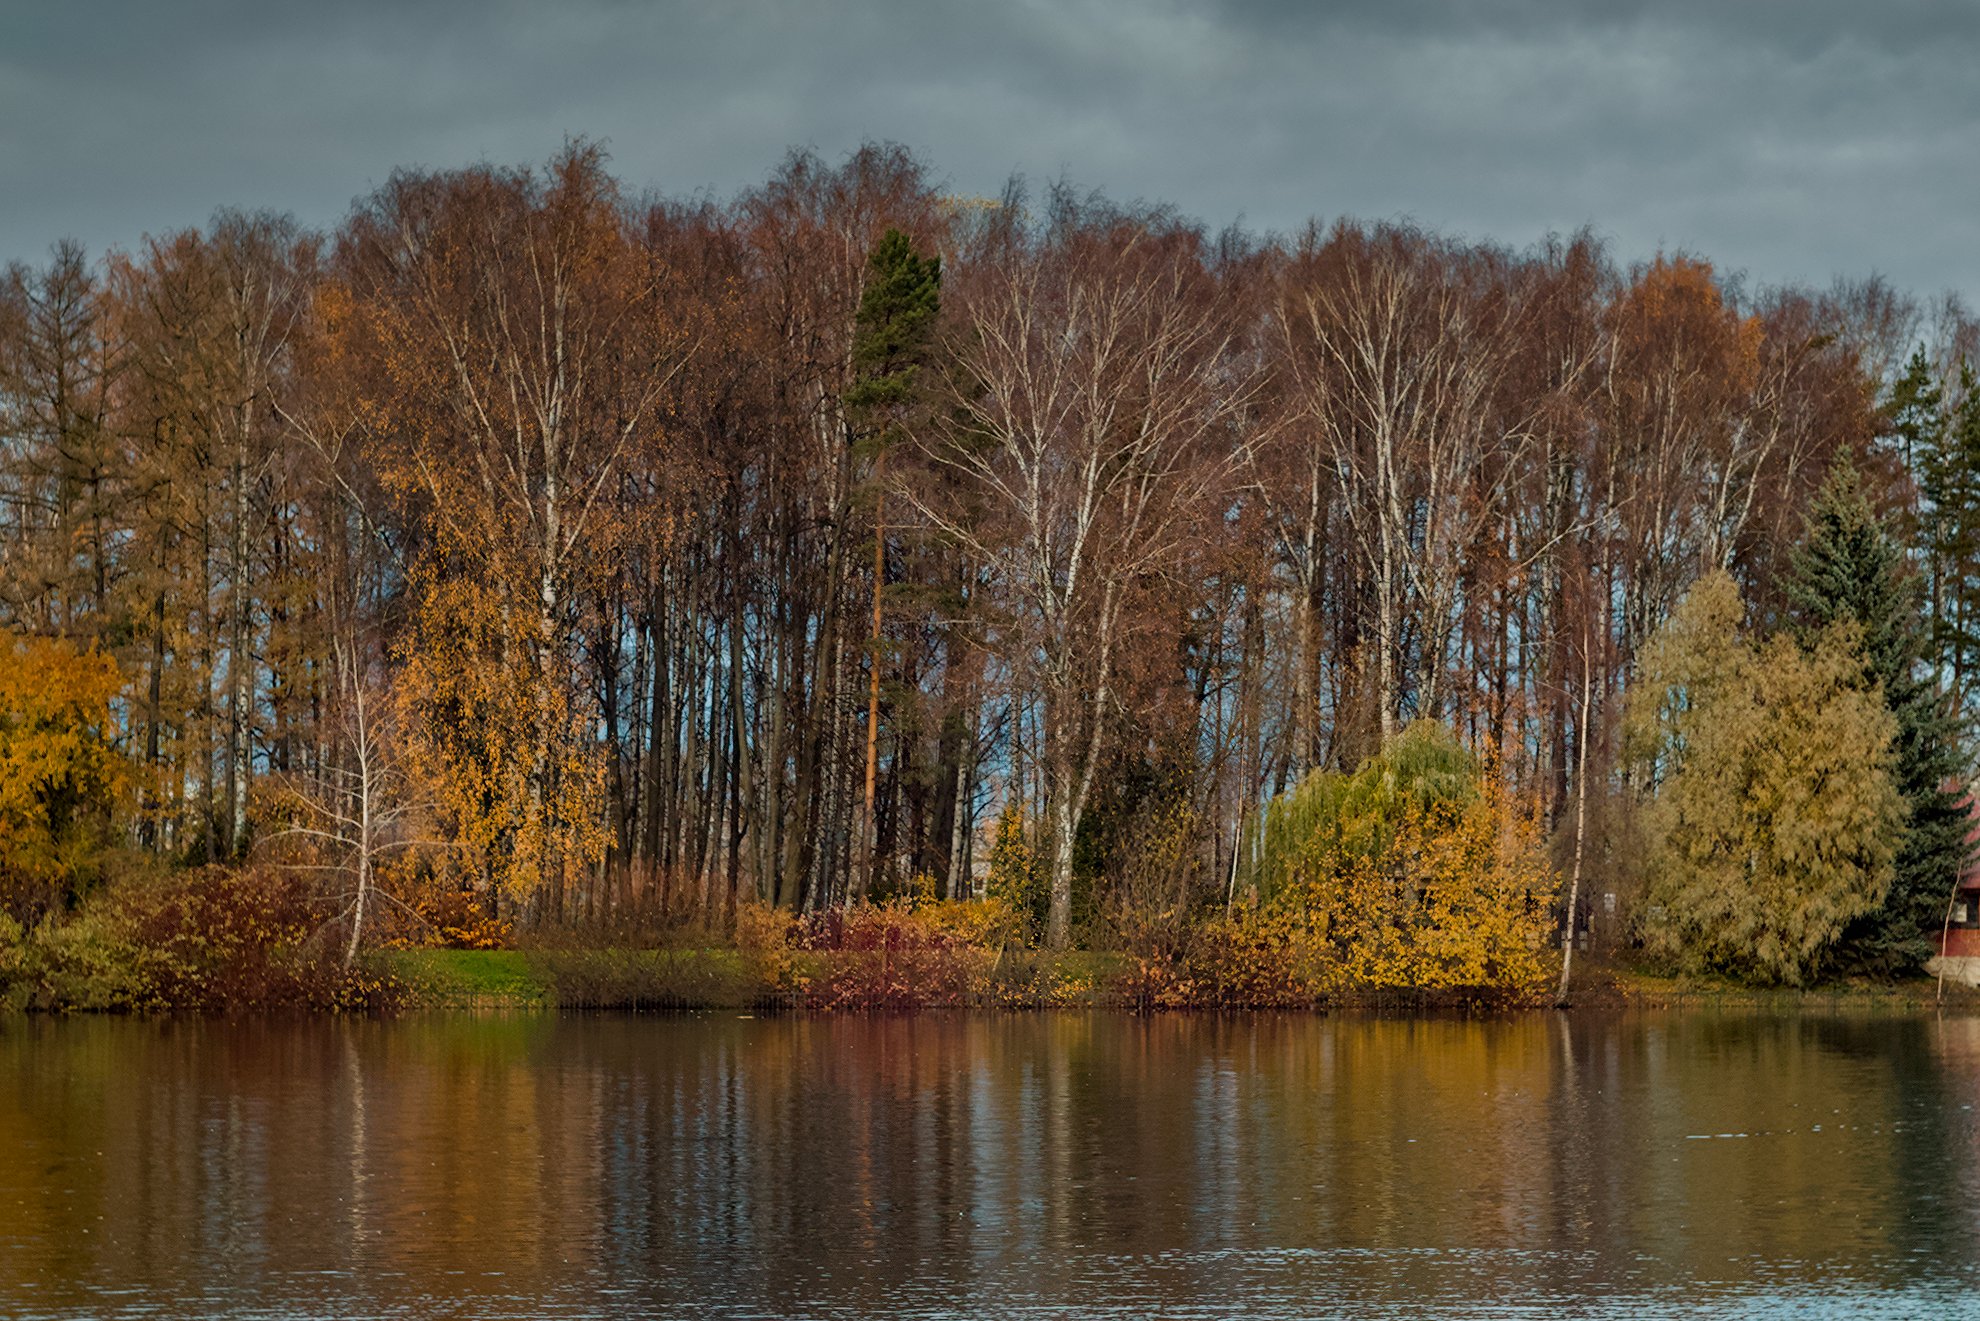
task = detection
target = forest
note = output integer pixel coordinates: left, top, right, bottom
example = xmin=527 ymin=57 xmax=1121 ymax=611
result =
xmin=2 ymin=140 xmax=1976 ymax=1008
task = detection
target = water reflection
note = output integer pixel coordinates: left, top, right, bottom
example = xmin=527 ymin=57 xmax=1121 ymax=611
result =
xmin=1 ymin=1012 xmax=1977 ymax=1317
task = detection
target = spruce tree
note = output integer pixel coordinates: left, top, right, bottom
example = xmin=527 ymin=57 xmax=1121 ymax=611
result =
xmin=1783 ymin=458 xmax=1971 ymax=973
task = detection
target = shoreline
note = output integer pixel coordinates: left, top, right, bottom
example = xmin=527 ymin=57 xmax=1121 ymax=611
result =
xmin=12 ymin=943 xmax=1979 ymax=1017
xmin=165 ymin=950 xmax=1980 ymax=1015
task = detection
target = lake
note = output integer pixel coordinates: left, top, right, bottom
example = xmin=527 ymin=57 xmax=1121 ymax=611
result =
xmin=2 ymin=1011 xmax=1977 ymax=1318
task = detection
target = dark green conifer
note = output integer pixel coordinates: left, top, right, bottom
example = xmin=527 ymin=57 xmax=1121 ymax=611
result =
xmin=1783 ymin=457 xmax=1971 ymax=973
xmin=845 ymin=227 xmax=942 ymax=438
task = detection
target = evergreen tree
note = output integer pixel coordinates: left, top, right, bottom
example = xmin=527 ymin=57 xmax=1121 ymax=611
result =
xmin=1891 ymin=350 xmax=1951 ymax=644
xmin=845 ymin=227 xmax=942 ymax=440
xmin=844 ymin=228 xmax=942 ymax=893
xmin=1783 ymin=459 xmax=1971 ymax=973
xmin=1888 ymin=348 xmax=1945 ymax=512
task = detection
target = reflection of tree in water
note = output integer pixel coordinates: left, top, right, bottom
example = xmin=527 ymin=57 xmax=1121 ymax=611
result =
xmin=1917 ymin=1017 xmax=1980 ymax=1274
xmin=3 ymin=1014 xmax=1979 ymax=1315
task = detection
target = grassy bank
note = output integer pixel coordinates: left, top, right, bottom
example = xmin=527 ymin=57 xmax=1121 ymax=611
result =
xmin=375 ymin=947 xmax=1129 ymax=1012
xmin=369 ymin=949 xmax=1980 ymax=1014
xmin=1583 ymin=961 xmax=1980 ymax=1011
xmin=5 ymin=863 xmax=1968 ymax=1016
xmin=11 ymin=940 xmax=1972 ymax=1015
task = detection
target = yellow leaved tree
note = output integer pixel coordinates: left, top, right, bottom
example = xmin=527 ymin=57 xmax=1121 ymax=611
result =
xmin=1222 ymin=722 xmax=1559 ymax=998
xmin=394 ymin=573 xmax=607 ymax=924
xmin=1625 ymin=571 xmax=1904 ymax=985
xmin=0 ymin=635 xmax=126 ymax=919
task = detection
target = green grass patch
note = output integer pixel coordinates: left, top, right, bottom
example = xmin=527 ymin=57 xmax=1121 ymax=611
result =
xmin=373 ymin=945 xmax=1135 ymax=1012
xmin=376 ymin=947 xmax=765 ymax=1010
xmin=532 ymin=947 xmax=763 ymax=1009
xmin=1584 ymin=957 xmax=1980 ymax=1010
xmin=378 ymin=949 xmax=552 ymax=1008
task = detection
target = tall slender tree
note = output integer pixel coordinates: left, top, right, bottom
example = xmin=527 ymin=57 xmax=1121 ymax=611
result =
xmin=1920 ymin=362 xmax=1980 ymax=713
xmin=845 ymin=227 xmax=941 ymax=892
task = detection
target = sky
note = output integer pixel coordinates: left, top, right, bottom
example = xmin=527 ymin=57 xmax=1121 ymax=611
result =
xmin=3 ymin=0 xmax=1977 ymax=303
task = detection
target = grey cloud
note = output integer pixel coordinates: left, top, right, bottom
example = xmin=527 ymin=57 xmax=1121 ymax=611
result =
xmin=1 ymin=0 xmax=1975 ymax=304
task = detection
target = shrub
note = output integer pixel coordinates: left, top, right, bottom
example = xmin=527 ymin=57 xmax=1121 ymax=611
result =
xmin=3 ymin=865 xmax=396 ymax=1013
xmin=730 ymin=894 xmax=1033 ymax=1011
xmin=386 ymin=855 xmax=514 ymax=950
xmin=1278 ymin=772 xmax=1557 ymax=992
xmin=1115 ymin=908 xmax=1330 ymax=1009
xmin=1237 ymin=720 xmax=1478 ymax=905
xmin=983 ymin=802 xmax=1045 ymax=941
xmin=534 ymin=948 xmax=756 ymax=1009
xmin=793 ymin=901 xmax=992 ymax=1011
xmin=1186 ymin=724 xmax=1559 ymax=1001
xmin=734 ymin=900 xmax=804 ymax=998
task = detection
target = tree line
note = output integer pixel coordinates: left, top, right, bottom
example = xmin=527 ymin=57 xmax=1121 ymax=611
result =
xmin=4 ymin=140 xmax=1975 ymax=969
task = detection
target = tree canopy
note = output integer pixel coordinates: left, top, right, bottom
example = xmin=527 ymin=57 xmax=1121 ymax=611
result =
xmin=0 ymin=141 xmax=1970 ymax=984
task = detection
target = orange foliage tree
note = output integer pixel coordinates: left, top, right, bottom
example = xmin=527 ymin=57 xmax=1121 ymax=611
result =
xmin=339 ymin=142 xmax=689 ymax=921
xmin=0 ymin=636 xmax=125 ymax=918
xmin=394 ymin=573 xmax=606 ymax=916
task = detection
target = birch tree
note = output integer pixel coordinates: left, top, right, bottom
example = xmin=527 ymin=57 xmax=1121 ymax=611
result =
xmin=903 ymin=196 xmax=1258 ymax=947
xmin=346 ymin=142 xmax=690 ymax=917
xmin=1278 ymin=224 xmax=1538 ymax=741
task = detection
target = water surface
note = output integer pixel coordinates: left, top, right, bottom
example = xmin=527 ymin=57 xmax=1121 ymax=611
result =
xmin=3 ymin=1011 xmax=1978 ymax=1317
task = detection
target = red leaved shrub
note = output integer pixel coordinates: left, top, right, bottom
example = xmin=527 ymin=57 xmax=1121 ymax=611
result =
xmin=791 ymin=903 xmax=992 ymax=1011
xmin=20 ymin=865 xmax=396 ymax=1013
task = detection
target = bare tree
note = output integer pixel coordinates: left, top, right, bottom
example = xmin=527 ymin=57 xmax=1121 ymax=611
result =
xmin=1279 ymin=225 xmax=1537 ymax=741
xmin=902 ymin=196 xmax=1259 ymax=947
xmin=266 ymin=645 xmax=426 ymax=968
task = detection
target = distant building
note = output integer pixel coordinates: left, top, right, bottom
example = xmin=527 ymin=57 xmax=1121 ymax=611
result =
xmin=1927 ymin=788 xmax=1980 ymax=986
xmin=1941 ymin=884 xmax=1980 ymax=955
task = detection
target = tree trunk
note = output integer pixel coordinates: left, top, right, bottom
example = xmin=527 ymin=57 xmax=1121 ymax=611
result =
xmin=862 ymin=505 xmax=885 ymax=894
xmin=1555 ymin=634 xmax=1594 ymax=1007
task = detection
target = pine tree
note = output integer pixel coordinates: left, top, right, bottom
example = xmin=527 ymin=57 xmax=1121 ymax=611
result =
xmin=1889 ymin=348 xmax=1945 ymax=512
xmin=845 ymin=227 xmax=942 ymax=437
xmin=1892 ymin=350 xmax=1952 ymax=650
xmin=1783 ymin=458 xmax=1971 ymax=973
xmin=845 ymin=227 xmax=942 ymax=894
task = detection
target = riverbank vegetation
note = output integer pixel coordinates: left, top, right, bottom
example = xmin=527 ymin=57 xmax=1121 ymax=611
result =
xmin=2 ymin=141 xmax=1976 ymax=1012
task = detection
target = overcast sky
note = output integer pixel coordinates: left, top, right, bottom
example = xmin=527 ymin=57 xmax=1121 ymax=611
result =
xmin=4 ymin=1 xmax=1976 ymax=303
